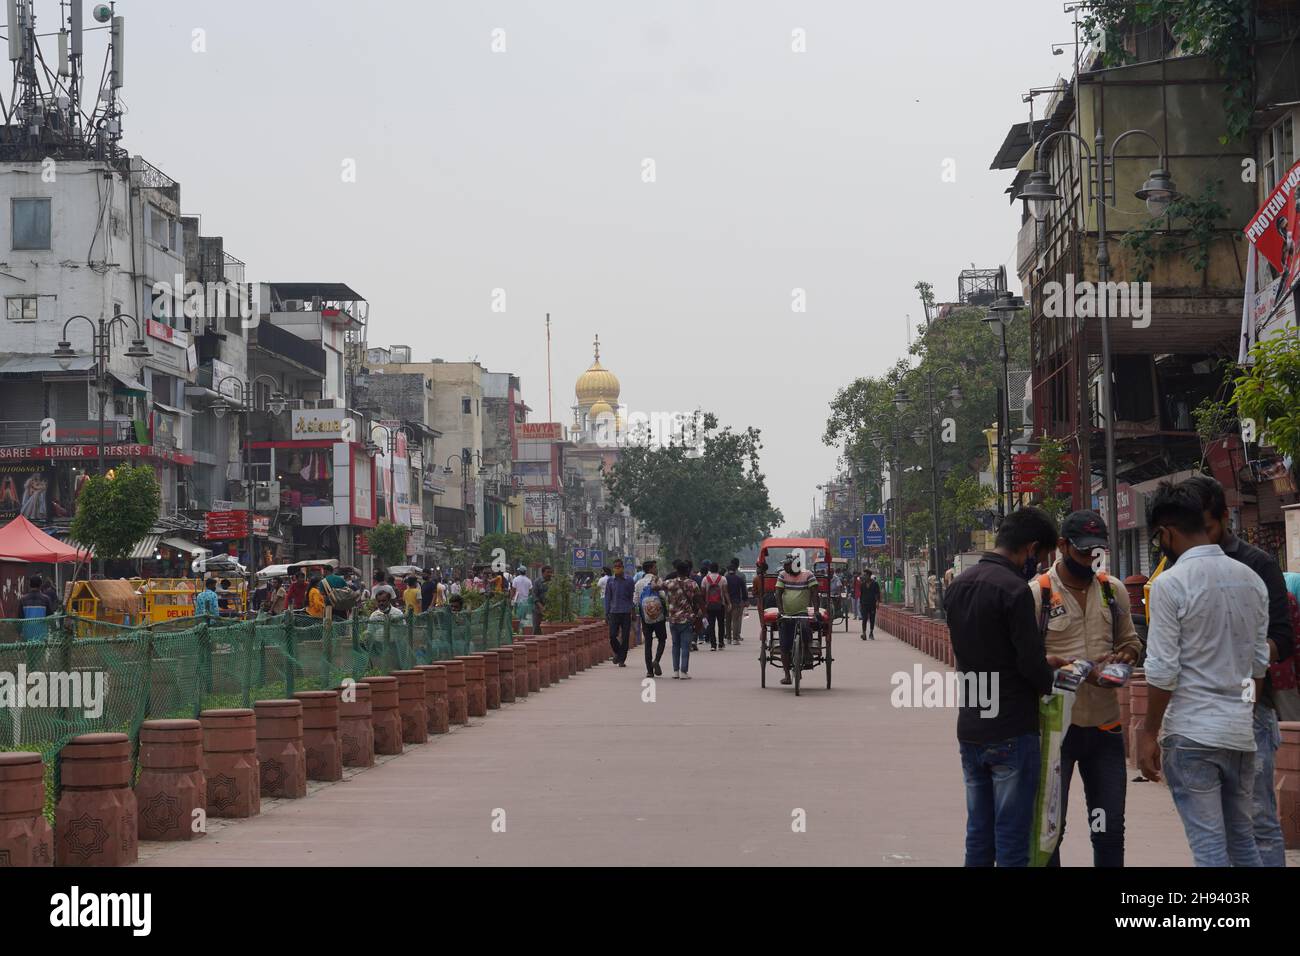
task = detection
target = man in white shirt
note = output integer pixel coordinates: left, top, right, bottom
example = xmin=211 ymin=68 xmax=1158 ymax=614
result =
xmin=1138 ymin=482 xmax=1270 ymax=867
xmin=511 ymin=566 xmax=533 ymax=605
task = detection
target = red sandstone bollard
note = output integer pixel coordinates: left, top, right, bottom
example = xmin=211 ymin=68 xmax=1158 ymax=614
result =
xmin=0 ymin=752 xmax=52 ymax=866
xmin=442 ymin=660 xmax=469 ymax=725
xmin=415 ymin=665 xmax=451 ymax=732
xmin=557 ymin=634 xmax=571 ymax=679
xmin=336 ymin=682 xmax=376 ymax=768
xmin=546 ymin=637 xmax=560 ymax=684
xmin=524 ymin=639 xmax=542 ymax=691
xmin=481 ymin=651 xmax=502 ymax=709
xmin=135 ymin=719 xmax=206 ymax=842
xmin=511 ymin=643 xmax=530 ymax=698
xmin=1278 ymin=722 xmax=1300 ymax=849
xmin=575 ymin=627 xmax=589 ymax=670
xmin=459 ymin=655 xmax=488 ymax=717
xmin=365 ymin=675 xmax=404 ymax=754
xmin=568 ymin=632 xmax=579 ymax=675
xmin=494 ymin=646 xmax=516 ymax=703
xmin=200 ymin=709 xmax=260 ymax=818
xmin=254 ymin=699 xmax=308 ymax=798
xmin=294 ymin=691 xmax=343 ymax=782
xmin=393 ymin=670 xmax=429 ymax=744
xmin=55 ymin=732 xmax=137 ymax=866
xmin=1127 ymin=672 xmax=1148 ymax=770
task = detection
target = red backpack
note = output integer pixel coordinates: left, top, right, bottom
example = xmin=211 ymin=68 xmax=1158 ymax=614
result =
xmin=704 ymin=574 xmax=724 ymax=610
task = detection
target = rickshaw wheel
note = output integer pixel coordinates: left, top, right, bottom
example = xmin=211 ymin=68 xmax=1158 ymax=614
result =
xmin=793 ymin=633 xmax=802 ymax=696
xmin=825 ymin=631 xmax=833 ymax=688
xmin=760 ymin=629 xmax=767 ymax=687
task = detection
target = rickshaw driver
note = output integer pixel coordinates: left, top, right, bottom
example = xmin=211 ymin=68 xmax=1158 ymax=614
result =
xmin=776 ymin=552 xmax=821 ymax=685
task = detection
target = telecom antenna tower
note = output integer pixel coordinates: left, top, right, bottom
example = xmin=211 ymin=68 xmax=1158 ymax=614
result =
xmin=1 ymin=0 xmax=125 ymax=161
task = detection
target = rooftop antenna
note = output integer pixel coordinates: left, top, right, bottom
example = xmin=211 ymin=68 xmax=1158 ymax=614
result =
xmin=545 ymin=313 xmax=553 ymax=422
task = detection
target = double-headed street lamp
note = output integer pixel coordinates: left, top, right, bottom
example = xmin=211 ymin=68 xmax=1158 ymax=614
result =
xmin=52 ymin=313 xmax=152 ymax=477
xmin=366 ymin=422 xmax=418 ymax=524
xmin=895 ymin=373 xmax=963 ymax=620
xmin=211 ymin=374 xmax=286 ymax=596
xmin=1017 ymin=126 xmax=1178 ymax=555
xmin=984 ymin=293 xmax=1022 ymax=519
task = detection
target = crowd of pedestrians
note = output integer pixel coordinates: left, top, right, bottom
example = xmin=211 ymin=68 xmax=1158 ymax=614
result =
xmin=944 ymin=473 xmax=1294 ymax=868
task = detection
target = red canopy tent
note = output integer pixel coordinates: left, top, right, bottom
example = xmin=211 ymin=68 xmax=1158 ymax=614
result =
xmin=0 ymin=515 xmax=89 ymax=563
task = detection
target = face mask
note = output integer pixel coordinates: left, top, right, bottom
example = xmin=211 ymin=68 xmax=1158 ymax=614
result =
xmin=1063 ymin=553 xmax=1095 ymax=581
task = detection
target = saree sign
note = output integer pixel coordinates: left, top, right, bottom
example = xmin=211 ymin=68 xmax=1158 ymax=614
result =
xmin=291 ymin=408 xmax=354 ymax=441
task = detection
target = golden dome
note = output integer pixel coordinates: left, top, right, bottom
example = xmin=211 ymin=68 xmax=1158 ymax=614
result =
xmin=575 ymin=334 xmax=620 ymax=406
xmin=589 ymin=400 xmax=615 ymax=418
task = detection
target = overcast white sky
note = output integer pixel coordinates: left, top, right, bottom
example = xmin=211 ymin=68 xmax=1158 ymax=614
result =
xmin=114 ymin=0 xmax=1069 ymax=532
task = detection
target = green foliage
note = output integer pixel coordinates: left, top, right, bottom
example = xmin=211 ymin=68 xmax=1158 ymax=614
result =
xmin=1081 ymin=1 xmax=1253 ymax=144
xmin=1119 ymin=180 xmax=1228 ymax=282
xmin=478 ymin=531 xmax=551 ymax=573
xmin=1035 ymin=436 xmax=1073 ymax=525
xmin=942 ymin=472 xmax=993 ymax=531
xmin=1232 ymin=336 xmax=1300 ymax=461
xmin=604 ymin=411 xmax=782 ymax=561
xmin=69 ymin=462 xmax=160 ymax=560
xmin=367 ymin=521 xmax=408 ymax=568
xmin=543 ymin=572 xmax=575 ymax=622
xmin=1193 ymin=395 xmax=1237 ymax=446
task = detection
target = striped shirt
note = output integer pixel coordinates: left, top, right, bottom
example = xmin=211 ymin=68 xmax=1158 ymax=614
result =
xmin=776 ymin=570 xmax=818 ymax=615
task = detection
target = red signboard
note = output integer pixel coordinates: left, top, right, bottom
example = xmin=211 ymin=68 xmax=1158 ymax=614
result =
xmin=519 ymin=422 xmax=564 ymax=441
xmin=1011 ymin=453 xmax=1075 ymax=494
xmin=205 ymin=511 xmax=269 ymax=540
xmin=355 ymin=532 xmax=370 ymax=555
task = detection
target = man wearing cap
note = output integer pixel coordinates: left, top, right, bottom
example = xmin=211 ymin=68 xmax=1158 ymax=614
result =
xmin=1028 ymin=510 xmax=1143 ymax=867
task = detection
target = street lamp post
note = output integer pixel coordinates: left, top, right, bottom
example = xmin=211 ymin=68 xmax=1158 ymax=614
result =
xmin=1017 ymin=128 xmax=1177 ymax=554
xmin=895 ymin=373 xmax=963 ymax=619
xmin=871 ymin=419 xmax=905 ymax=602
xmin=53 ymin=313 xmax=152 ymax=477
xmin=212 ymin=374 xmax=286 ymax=599
xmin=984 ymin=294 xmax=1022 ymax=519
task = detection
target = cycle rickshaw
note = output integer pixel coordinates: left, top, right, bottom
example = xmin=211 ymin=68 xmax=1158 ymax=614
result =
xmin=754 ymin=537 xmax=833 ymax=695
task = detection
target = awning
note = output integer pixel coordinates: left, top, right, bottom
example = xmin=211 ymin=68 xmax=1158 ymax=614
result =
xmin=161 ymin=536 xmax=208 ymax=555
xmin=109 ymin=370 xmax=148 ymax=395
xmin=153 ymin=401 xmax=191 ymax=417
xmin=0 ymin=354 xmax=95 ymax=374
xmin=129 ymin=533 xmax=163 ymax=560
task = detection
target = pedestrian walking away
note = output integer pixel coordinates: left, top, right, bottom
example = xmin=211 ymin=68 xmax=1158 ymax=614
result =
xmin=725 ymin=558 xmax=747 ymax=644
xmin=1139 ymin=481 xmax=1270 ymax=867
xmin=701 ymin=561 xmax=730 ymax=650
xmin=637 ymin=560 xmax=668 ymax=678
xmin=605 ymin=558 xmax=635 ymax=666
xmin=860 ymin=569 xmax=880 ymax=640
xmin=945 ymin=507 xmax=1065 ymax=867
xmin=1029 ymin=510 xmax=1143 ymax=867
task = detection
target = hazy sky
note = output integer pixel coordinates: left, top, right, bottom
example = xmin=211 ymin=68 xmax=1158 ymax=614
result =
xmin=112 ymin=0 xmax=1067 ymax=532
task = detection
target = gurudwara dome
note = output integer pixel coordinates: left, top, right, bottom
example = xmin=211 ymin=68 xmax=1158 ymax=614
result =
xmin=575 ymin=334 xmax=620 ymax=408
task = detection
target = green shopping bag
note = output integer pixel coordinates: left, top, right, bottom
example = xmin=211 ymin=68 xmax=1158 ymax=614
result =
xmin=1030 ymin=688 xmax=1076 ymax=867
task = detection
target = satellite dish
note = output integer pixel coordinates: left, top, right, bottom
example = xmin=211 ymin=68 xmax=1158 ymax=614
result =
xmin=93 ymin=4 xmax=113 ymax=23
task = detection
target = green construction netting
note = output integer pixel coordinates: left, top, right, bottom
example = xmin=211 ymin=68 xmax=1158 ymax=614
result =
xmin=0 ymin=592 xmax=544 ymax=822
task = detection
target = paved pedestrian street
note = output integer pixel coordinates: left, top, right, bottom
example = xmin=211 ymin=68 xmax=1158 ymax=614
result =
xmin=138 ymin=613 xmax=1227 ymax=867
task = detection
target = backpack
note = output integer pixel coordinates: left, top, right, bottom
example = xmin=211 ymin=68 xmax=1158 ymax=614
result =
xmin=641 ymin=590 xmax=665 ymax=624
xmin=705 ymin=574 xmax=724 ymax=610
xmin=1035 ymin=572 xmax=1119 ymax=644
xmin=321 ymin=579 xmax=361 ymax=616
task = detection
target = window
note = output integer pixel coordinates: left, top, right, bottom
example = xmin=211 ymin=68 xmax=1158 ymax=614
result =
xmin=462 ymin=396 xmax=472 ymax=414
xmin=12 ymin=198 xmax=51 ymax=250
xmin=148 ymin=205 xmax=172 ymax=249
xmin=1263 ymin=115 xmax=1294 ymax=194
xmin=6 ymin=296 xmax=37 ymax=321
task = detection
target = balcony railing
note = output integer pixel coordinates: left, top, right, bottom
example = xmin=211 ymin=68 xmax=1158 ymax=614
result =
xmin=250 ymin=322 xmax=327 ymax=376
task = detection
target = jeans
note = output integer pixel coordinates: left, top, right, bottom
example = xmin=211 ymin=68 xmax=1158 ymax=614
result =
xmin=861 ymin=604 xmax=877 ymax=634
xmin=1251 ymin=706 xmax=1287 ymax=866
xmin=706 ymin=607 xmax=725 ymax=648
xmin=643 ymin=621 xmax=667 ymax=672
xmin=959 ymin=732 xmax=1040 ymax=867
xmin=670 ymin=622 xmax=694 ymax=673
xmin=608 ymin=612 xmax=631 ymax=663
xmin=1047 ymin=724 xmax=1127 ymax=867
xmin=1162 ymin=734 xmax=1260 ymax=867
xmin=852 ymin=597 xmax=860 ymax=618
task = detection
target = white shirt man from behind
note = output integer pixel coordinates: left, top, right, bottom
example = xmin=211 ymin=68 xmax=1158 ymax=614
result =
xmin=511 ymin=567 xmax=533 ymax=605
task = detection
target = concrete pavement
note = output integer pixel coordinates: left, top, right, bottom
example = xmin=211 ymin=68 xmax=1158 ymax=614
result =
xmin=140 ymin=612 xmax=1211 ymax=866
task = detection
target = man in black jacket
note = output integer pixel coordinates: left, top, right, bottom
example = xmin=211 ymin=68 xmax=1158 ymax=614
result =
xmin=860 ymin=570 xmax=881 ymax=640
xmin=1183 ymin=474 xmax=1291 ymax=866
xmin=944 ymin=507 xmax=1066 ymax=867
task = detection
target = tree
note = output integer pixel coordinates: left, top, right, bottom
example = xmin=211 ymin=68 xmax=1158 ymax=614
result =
xmin=367 ymin=520 xmax=408 ymax=568
xmin=478 ymin=532 xmax=551 ymax=573
xmin=1034 ymin=436 xmax=1073 ymax=525
xmin=604 ymin=411 xmax=783 ymax=561
xmin=1232 ymin=336 xmax=1300 ymax=464
xmin=70 ymin=462 xmax=160 ymax=561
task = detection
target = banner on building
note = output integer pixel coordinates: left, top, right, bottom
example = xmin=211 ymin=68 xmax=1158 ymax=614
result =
xmin=291 ymin=408 xmax=348 ymax=440
xmin=524 ymin=494 xmax=559 ymax=529
xmin=520 ymin=422 xmax=564 ymax=441
xmin=1245 ymin=158 xmax=1300 ymax=320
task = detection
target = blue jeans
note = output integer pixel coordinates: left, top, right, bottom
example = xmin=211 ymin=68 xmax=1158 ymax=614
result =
xmin=1047 ymin=724 xmax=1127 ymax=867
xmin=1252 ymin=707 xmax=1287 ymax=867
xmin=670 ymin=622 xmax=694 ymax=673
xmin=959 ymin=731 xmax=1040 ymax=867
xmin=1162 ymin=735 xmax=1260 ymax=867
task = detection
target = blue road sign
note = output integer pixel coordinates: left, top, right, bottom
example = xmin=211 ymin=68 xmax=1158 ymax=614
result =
xmin=839 ymin=536 xmax=857 ymax=558
xmin=862 ymin=513 xmax=887 ymax=547
xmin=572 ymin=547 xmax=588 ymax=568
xmin=589 ymin=549 xmax=605 ymax=568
